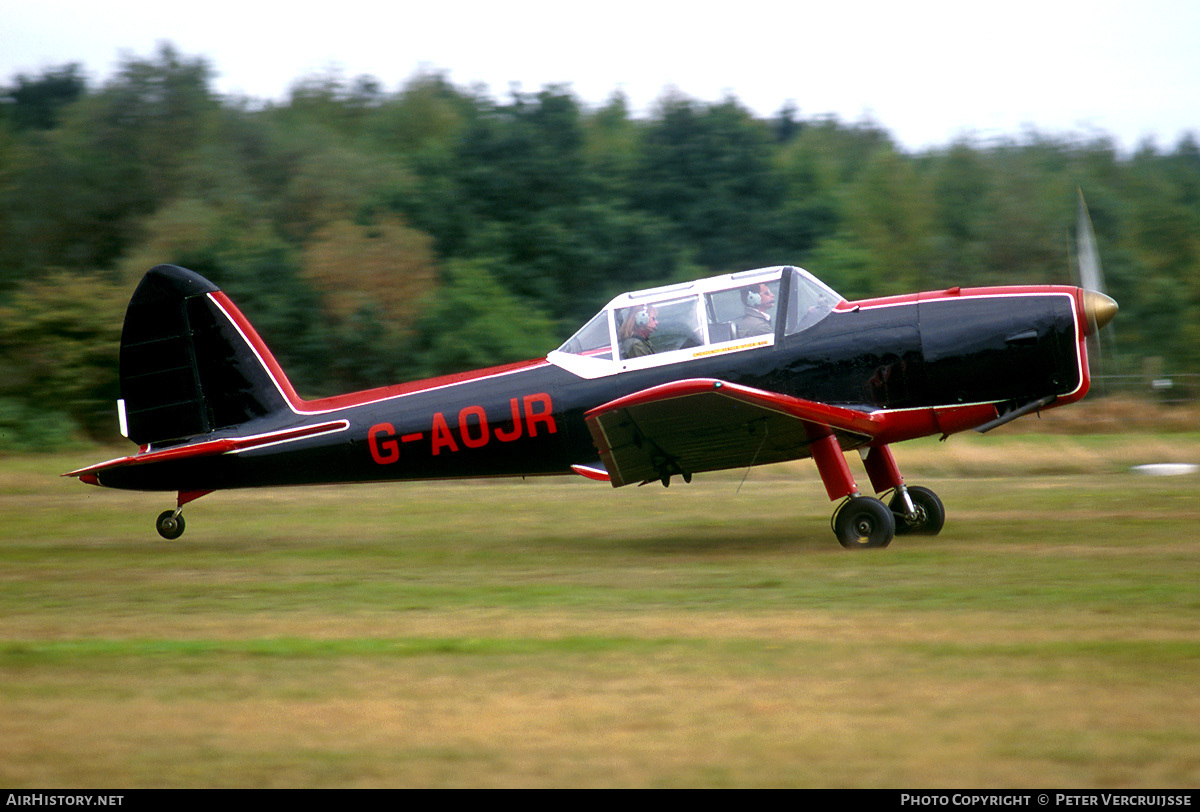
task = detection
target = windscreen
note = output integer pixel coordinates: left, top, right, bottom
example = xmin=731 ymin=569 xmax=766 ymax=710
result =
xmin=783 ymin=268 xmax=842 ymax=335
xmin=556 ymin=310 xmax=613 ymax=360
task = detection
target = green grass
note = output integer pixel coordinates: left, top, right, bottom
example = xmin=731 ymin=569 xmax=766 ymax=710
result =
xmin=1 ymin=436 xmax=1199 ymax=787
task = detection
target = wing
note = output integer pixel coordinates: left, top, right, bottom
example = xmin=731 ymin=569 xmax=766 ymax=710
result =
xmin=584 ymin=378 xmax=883 ymax=487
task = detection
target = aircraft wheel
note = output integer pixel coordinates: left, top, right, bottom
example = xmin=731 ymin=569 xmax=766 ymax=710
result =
xmin=156 ymin=510 xmax=186 ymax=540
xmin=889 ymin=486 xmax=945 ymax=536
xmin=833 ymin=496 xmax=895 ymax=549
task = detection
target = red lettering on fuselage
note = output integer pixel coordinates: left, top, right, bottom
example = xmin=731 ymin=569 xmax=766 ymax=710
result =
xmin=458 ymin=405 xmax=489 ymax=449
xmin=368 ymin=393 xmax=557 ymax=464
xmin=431 ymin=412 xmax=459 ymax=455
xmin=368 ymin=423 xmax=400 ymax=464
xmin=493 ymin=398 xmax=523 ymax=442
xmin=523 ymin=393 xmax=556 ymax=437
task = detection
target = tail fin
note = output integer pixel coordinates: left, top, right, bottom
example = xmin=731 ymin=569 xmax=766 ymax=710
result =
xmin=118 ymin=265 xmax=293 ymax=445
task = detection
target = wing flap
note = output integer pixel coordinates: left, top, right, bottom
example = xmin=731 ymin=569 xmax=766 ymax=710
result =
xmin=584 ymin=379 xmax=881 ymax=487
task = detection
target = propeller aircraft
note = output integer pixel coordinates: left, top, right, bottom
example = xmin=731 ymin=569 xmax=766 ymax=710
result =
xmin=68 ymin=259 xmax=1117 ymax=548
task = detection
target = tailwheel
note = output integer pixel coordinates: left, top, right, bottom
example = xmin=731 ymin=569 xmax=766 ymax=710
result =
xmin=155 ymin=489 xmax=212 ymax=540
xmin=888 ymin=486 xmax=945 ymax=536
xmin=155 ymin=510 xmax=186 ymax=540
xmin=833 ymin=496 xmax=895 ymax=549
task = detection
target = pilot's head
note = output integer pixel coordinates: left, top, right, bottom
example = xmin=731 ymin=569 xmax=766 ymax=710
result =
xmin=620 ymin=305 xmax=658 ymax=340
xmin=634 ymin=305 xmax=658 ymax=336
xmin=742 ymin=283 xmax=775 ymax=311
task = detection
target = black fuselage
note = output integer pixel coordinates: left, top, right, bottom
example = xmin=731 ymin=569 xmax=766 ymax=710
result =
xmin=92 ymin=288 xmax=1083 ymax=493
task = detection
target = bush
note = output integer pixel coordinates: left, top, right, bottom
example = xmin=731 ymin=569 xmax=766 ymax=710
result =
xmin=0 ymin=398 xmax=77 ymax=452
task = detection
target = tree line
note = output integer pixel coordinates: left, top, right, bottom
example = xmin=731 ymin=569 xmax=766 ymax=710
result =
xmin=1 ymin=44 xmax=1197 ymax=447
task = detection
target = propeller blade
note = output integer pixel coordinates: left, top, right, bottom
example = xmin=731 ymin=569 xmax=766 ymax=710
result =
xmin=1076 ymin=189 xmax=1106 ymax=299
xmin=1075 ymin=189 xmax=1118 ymax=392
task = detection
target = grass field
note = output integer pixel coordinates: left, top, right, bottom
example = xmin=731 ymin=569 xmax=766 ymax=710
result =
xmin=2 ymin=431 xmax=1199 ymax=788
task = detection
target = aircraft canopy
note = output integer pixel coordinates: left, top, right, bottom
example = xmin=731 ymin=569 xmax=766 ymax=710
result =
xmin=552 ymin=266 xmax=843 ymax=373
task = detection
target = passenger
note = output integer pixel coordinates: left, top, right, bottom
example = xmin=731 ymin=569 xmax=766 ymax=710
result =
xmin=618 ymin=305 xmax=658 ymax=358
xmin=734 ymin=283 xmax=776 ymax=337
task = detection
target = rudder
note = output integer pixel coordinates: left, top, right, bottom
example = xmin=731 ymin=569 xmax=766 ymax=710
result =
xmin=119 ymin=265 xmax=291 ymax=445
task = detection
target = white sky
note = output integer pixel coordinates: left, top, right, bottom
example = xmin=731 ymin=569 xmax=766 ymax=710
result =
xmin=3 ymin=0 xmax=1199 ymax=152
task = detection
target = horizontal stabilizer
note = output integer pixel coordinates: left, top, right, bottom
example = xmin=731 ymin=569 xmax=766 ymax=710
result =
xmin=66 ymin=420 xmax=348 ymax=482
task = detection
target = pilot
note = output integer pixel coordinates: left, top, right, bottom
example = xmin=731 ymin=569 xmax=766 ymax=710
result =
xmin=735 ymin=283 xmax=776 ymax=337
xmin=618 ymin=305 xmax=658 ymax=358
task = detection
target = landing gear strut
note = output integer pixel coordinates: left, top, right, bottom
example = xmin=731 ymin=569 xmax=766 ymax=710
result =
xmin=889 ymin=485 xmax=945 ymax=535
xmin=154 ymin=490 xmax=212 ymax=539
xmin=809 ymin=430 xmax=943 ymax=549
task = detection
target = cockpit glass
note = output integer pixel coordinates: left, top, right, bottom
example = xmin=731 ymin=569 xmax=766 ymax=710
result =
xmin=705 ymin=280 xmax=780 ymax=342
xmin=556 ymin=309 xmax=612 ymax=359
xmin=616 ymin=295 xmax=701 ymax=358
xmin=784 ymin=269 xmax=842 ymax=335
xmin=554 ymin=267 xmax=843 ymax=367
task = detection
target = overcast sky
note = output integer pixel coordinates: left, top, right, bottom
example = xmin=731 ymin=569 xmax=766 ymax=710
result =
xmin=3 ymin=0 xmax=1198 ymax=152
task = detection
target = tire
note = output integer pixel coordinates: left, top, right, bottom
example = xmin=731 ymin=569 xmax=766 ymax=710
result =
xmin=156 ymin=510 xmax=185 ymax=540
xmin=833 ymin=496 xmax=895 ymax=549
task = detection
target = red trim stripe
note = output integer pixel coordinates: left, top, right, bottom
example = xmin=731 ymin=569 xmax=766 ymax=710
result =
xmin=586 ymin=378 xmax=884 ymax=436
xmin=209 ymin=291 xmax=546 ymax=414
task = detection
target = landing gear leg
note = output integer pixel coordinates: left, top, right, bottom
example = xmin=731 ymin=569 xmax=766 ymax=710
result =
xmin=888 ymin=486 xmax=945 ymax=536
xmin=154 ymin=490 xmax=212 ymax=540
xmin=808 ymin=429 xmax=895 ymax=549
xmin=861 ymin=445 xmax=945 ymax=536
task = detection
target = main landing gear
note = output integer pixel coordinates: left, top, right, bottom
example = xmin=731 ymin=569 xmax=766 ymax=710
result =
xmin=154 ymin=490 xmax=212 ymax=539
xmin=808 ymin=431 xmax=944 ymax=549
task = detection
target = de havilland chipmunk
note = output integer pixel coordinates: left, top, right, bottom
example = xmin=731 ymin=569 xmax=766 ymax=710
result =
xmin=68 ymin=246 xmax=1117 ymax=548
